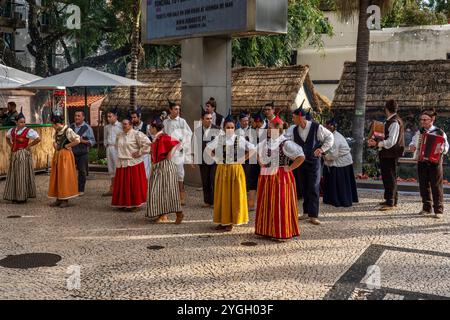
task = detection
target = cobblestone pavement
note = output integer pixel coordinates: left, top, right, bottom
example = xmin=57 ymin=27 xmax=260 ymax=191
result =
xmin=0 ymin=173 xmax=449 ymax=300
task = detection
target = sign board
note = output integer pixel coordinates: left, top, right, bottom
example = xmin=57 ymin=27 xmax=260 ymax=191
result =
xmin=142 ymin=0 xmax=288 ymax=44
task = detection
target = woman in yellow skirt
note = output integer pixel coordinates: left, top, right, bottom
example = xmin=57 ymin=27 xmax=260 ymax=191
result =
xmin=205 ymin=113 xmax=256 ymax=231
xmin=48 ymin=114 xmax=81 ymax=208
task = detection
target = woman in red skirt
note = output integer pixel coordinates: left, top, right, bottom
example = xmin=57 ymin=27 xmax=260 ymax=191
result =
xmin=112 ymin=118 xmax=151 ymax=210
xmin=255 ymin=116 xmax=305 ymax=241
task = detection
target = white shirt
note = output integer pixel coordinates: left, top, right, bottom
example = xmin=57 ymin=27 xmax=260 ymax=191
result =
xmin=115 ymin=129 xmax=151 ymax=168
xmin=7 ymin=127 xmax=40 ymax=141
xmin=257 ymin=136 xmax=304 ymax=175
xmin=285 ymin=121 xmax=334 ymax=153
xmin=324 ymin=131 xmax=353 ymax=168
xmin=163 ymin=116 xmax=193 ymax=163
xmin=205 ymin=133 xmax=256 ymax=164
xmin=409 ymin=125 xmax=449 ymax=155
xmin=133 ymin=121 xmax=144 ymax=132
xmin=104 ymin=121 xmax=122 ymax=147
xmin=378 ymin=113 xmax=400 ymax=149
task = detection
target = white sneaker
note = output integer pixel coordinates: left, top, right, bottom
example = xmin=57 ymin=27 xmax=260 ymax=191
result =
xmin=299 ymin=214 xmax=309 ymax=221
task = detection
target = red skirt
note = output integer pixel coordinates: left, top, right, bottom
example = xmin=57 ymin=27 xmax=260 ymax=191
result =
xmin=112 ymin=162 xmax=148 ymax=208
xmin=255 ymin=167 xmax=300 ymax=240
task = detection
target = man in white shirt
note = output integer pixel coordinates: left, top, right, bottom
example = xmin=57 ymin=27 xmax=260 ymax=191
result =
xmin=409 ymin=108 xmax=449 ymax=219
xmin=286 ymin=108 xmax=334 ymax=225
xmin=163 ymin=100 xmax=193 ymax=205
xmin=323 ymin=119 xmax=358 ymax=207
xmin=368 ymin=100 xmax=405 ymax=211
xmin=205 ymin=97 xmax=224 ymax=128
xmin=103 ymin=108 xmax=122 ymax=197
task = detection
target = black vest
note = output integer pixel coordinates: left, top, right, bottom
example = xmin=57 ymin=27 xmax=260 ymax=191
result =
xmin=379 ymin=114 xmax=405 ymax=159
xmin=55 ymin=127 xmax=71 ymax=151
xmin=70 ymin=124 xmax=89 ymax=156
xmin=265 ymin=141 xmax=290 ymax=167
xmin=214 ymin=113 xmax=224 ymax=127
xmin=293 ymin=122 xmax=321 ymax=164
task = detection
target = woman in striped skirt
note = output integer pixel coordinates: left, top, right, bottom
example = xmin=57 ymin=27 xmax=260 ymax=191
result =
xmin=146 ymin=118 xmax=184 ymax=224
xmin=3 ymin=111 xmax=41 ymax=203
xmin=205 ymin=114 xmax=256 ymax=232
xmin=255 ymin=116 xmax=305 ymax=241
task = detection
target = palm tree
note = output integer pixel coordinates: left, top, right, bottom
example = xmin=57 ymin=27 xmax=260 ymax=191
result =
xmin=130 ymin=0 xmax=143 ymax=110
xmin=334 ymin=0 xmax=393 ymax=174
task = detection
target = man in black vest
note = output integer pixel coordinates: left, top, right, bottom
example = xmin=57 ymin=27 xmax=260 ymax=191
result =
xmin=71 ymin=111 xmax=96 ymax=195
xmin=130 ymin=108 xmax=148 ymax=135
xmin=409 ymin=108 xmax=449 ymax=219
xmin=286 ymin=108 xmax=334 ymax=225
xmin=205 ymin=97 xmax=224 ymax=128
xmin=192 ymin=111 xmax=220 ymax=207
xmin=368 ymin=100 xmax=405 ymax=211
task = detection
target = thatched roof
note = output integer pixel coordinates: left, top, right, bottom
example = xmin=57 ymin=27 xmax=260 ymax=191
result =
xmin=102 ymin=65 xmax=330 ymax=113
xmin=332 ymin=60 xmax=450 ymax=111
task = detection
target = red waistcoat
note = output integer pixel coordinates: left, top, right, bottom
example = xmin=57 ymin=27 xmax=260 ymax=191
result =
xmin=11 ymin=127 xmax=30 ymax=152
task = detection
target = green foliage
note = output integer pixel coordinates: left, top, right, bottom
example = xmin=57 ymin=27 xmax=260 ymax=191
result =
xmin=382 ymin=0 xmax=448 ymax=27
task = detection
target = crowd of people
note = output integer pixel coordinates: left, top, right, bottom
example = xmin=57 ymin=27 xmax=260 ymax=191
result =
xmin=2 ymin=98 xmax=448 ymax=241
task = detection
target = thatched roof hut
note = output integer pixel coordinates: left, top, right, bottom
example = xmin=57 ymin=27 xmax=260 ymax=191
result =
xmin=101 ymin=65 xmax=330 ymax=114
xmin=332 ymin=60 xmax=450 ymax=113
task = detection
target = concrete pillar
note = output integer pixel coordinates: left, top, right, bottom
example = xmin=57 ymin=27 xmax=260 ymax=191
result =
xmin=181 ymin=37 xmax=232 ymax=186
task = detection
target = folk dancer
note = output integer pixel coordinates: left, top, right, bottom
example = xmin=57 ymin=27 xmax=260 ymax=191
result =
xmin=1 ymin=101 xmax=19 ymax=127
xmin=323 ymin=119 xmax=358 ymax=207
xmin=112 ymin=118 xmax=151 ymax=210
xmin=255 ymin=115 xmax=305 ymax=240
xmin=102 ymin=107 xmax=122 ymax=197
xmin=205 ymin=113 xmax=256 ymax=232
xmin=368 ymin=100 xmax=405 ymax=211
xmin=48 ymin=114 xmax=81 ymax=208
xmin=193 ymin=110 xmax=220 ymax=208
xmin=286 ymin=108 xmax=334 ymax=225
xmin=146 ymin=118 xmax=184 ymax=224
xmin=204 ymin=97 xmax=224 ymax=128
xmin=3 ymin=110 xmax=41 ymax=203
xmin=70 ymin=111 xmax=96 ymax=196
xmin=163 ymin=99 xmax=193 ymax=206
xmin=409 ymin=108 xmax=449 ymax=219
xmin=130 ymin=107 xmax=151 ymax=177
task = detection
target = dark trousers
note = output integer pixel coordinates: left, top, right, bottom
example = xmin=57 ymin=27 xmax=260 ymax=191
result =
xmin=418 ymin=161 xmax=444 ymax=214
xmin=74 ymin=154 xmax=88 ymax=193
xmin=295 ymin=161 xmax=321 ymax=218
xmin=379 ymin=157 xmax=398 ymax=206
xmin=199 ymin=164 xmax=216 ymax=205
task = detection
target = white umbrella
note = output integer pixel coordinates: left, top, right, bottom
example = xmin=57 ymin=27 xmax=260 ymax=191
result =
xmin=0 ymin=64 xmax=43 ymax=89
xmin=22 ymin=67 xmax=146 ymax=122
xmin=21 ymin=66 xmax=145 ymax=88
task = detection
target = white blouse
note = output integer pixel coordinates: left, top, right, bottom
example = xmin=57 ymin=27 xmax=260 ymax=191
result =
xmin=7 ymin=127 xmax=40 ymax=141
xmin=115 ymin=129 xmax=151 ymax=168
xmin=205 ymin=133 xmax=256 ymax=164
xmin=324 ymin=131 xmax=353 ymax=168
xmin=258 ymin=136 xmax=304 ymax=175
xmin=55 ymin=126 xmax=80 ymax=143
xmin=104 ymin=121 xmax=122 ymax=147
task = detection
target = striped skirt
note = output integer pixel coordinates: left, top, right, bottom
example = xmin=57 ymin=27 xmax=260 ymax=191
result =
xmin=146 ymin=159 xmax=181 ymax=218
xmin=255 ymin=167 xmax=300 ymax=240
xmin=3 ymin=149 xmax=36 ymax=202
xmin=213 ymin=164 xmax=248 ymax=226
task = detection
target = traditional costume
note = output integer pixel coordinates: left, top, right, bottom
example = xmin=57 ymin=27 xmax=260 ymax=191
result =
xmin=255 ymin=117 xmax=304 ymax=240
xmin=193 ymin=112 xmax=220 ymax=206
xmin=103 ymin=108 xmax=122 ymax=195
xmin=409 ymin=111 xmax=449 ymax=218
xmin=206 ymin=115 xmax=256 ymax=228
xmin=112 ymin=128 xmax=150 ymax=208
xmin=131 ymin=107 xmax=151 ymax=178
xmin=323 ymin=121 xmax=358 ymax=207
xmin=3 ymin=112 xmax=39 ymax=203
xmin=48 ymin=119 xmax=81 ymax=201
xmin=70 ymin=120 xmax=95 ymax=194
xmin=286 ymin=108 xmax=334 ymax=220
xmin=146 ymin=123 xmax=182 ymax=219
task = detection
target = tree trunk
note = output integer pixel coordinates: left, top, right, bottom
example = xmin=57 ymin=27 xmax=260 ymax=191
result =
xmin=130 ymin=0 xmax=142 ymax=110
xmin=351 ymin=0 xmax=371 ymax=175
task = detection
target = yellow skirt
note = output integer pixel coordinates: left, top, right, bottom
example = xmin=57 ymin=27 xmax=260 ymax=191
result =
xmin=213 ymin=164 xmax=248 ymax=226
xmin=48 ymin=149 xmax=79 ymax=200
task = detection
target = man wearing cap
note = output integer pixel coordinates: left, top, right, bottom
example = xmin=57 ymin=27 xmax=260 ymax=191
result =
xmin=163 ymin=100 xmax=193 ymax=206
xmin=102 ymin=108 xmax=122 ymax=197
xmin=286 ymin=108 xmax=334 ymax=225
